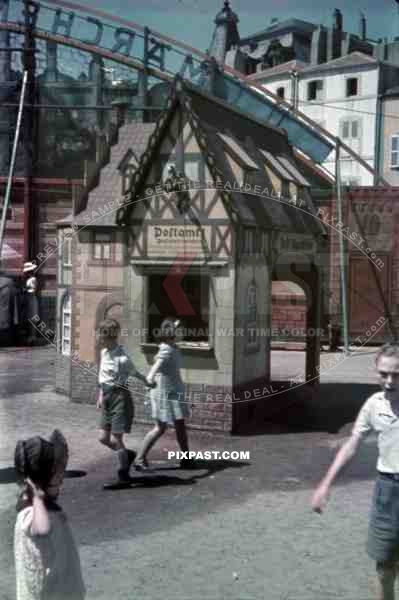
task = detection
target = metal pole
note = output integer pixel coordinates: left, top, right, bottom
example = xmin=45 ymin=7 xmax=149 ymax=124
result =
xmin=0 ymin=70 xmax=28 ymax=262
xmin=335 ymin=140 xmax=349 ymax=352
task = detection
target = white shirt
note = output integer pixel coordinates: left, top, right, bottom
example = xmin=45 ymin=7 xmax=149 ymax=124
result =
xmin=14 ymin=507 xmax=85 ymax=600
xmin=98 ymin=344 xmax=141 ymax=386
xmin=26 ymin=276 xmax=38 ymax=294
xmin=352 ymin=391 xmax=399 ymax=473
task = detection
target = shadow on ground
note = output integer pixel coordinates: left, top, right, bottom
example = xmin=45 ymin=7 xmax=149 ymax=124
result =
xmin=0 ymin=468 xmax=86 ymax=485
xmin=234 ymin=382 xmax=380 ymax=435
xmin=103 ymin=459 xmax=249 ymax=490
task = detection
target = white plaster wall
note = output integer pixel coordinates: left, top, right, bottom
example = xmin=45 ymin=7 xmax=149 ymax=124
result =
xmin=256 ymin=64 xmax=378 ymax=185
xmin=382 ymin=97 xmax=399 ymax=185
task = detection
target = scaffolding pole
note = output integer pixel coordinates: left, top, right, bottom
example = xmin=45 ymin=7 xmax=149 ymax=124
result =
xmin=335 ymin=140 xmax=350 ymax=352
xmin=0 ymin=70 xmax=28 ymax=263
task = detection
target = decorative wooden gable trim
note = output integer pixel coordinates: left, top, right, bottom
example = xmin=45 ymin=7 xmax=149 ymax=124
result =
xmin=116 ymin=76 xmax=240 ymax=228
xmin=115 ymin=80 xmax=182 ymax=227
xmin=181 ymin=92 xmax=240 ymax=225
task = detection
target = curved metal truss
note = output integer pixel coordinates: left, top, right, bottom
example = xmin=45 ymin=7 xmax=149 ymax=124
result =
xmin=0 ymin=0 xmax=385 ymax=183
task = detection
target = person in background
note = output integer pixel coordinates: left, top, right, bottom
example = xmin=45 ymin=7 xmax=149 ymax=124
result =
xmin=14 ymin=429 xmax=86 ymax=600
xmin=22 ymin=262 xmax=39 ymax=345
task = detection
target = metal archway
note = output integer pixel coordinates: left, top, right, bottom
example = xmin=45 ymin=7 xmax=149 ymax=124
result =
xmin=0 ymin=0 xmax=386 ymax=181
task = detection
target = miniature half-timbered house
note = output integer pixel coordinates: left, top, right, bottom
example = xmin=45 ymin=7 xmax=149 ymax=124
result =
xmin=56 ymin=76 xmax=332 ymax=432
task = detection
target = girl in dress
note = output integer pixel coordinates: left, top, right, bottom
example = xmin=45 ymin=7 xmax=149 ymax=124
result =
xmin=135 ymin=318 xmax=194 ymax=470
xmin=14 ymin=430 xmax=85 ymax=600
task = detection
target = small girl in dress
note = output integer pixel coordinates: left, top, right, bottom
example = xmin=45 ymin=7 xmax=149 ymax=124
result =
xmin=135 ymin=318 xmax=194 ymax=470
xmin=14 ymin=430 xmax=85 ymax=600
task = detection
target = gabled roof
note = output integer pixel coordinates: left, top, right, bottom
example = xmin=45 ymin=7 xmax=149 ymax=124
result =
xmin=75 ymin=122 xmax=156 ymax=227
xmin=116 ymin=77 xmax=330 ymax=236
xmin=301 ymin=51 xmax=377 ymax=75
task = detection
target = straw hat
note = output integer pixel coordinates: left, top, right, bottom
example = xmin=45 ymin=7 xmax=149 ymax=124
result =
xmin=23 ymin=261 xmax=37 ymax=273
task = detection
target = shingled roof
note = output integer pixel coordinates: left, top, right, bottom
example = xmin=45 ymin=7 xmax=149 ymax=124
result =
xmin=75 ymin=122 xmax=156 ymax=227
xmin=116 ymin=77 xmax=329 ymax=236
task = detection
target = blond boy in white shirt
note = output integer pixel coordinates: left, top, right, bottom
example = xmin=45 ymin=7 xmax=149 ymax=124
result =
xmin=312 ymin=344 xmax=399 ymax=600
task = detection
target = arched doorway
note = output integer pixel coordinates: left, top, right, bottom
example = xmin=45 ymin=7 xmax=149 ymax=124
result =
xmin=271 ymin=255 xmax=321 ymax=386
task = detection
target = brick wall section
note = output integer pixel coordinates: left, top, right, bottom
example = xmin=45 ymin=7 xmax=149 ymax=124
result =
xmin=325 ymin=188 xmax=399 ymax=342
xmin=121 ymin=380 xmax=233 ymax=433
xmin=70 ymin=371 xmax=233 ymax=432
xmin=271 ymin=296 xmax=307 ymax=338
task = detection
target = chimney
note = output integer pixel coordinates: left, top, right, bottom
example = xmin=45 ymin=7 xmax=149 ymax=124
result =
xmin=359 ymin=12 xmax=366 ymax=41
xmin=333 ymin=8 xmax=343 ymax=31
xmin=328 ymin=8 xmax=343 ymax=60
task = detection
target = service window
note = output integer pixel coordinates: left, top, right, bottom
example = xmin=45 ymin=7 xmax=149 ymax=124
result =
xmin=147 ymin=272 xmax=210 ymax=344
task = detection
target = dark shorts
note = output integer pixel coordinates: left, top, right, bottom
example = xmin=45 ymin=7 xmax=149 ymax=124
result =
xmin=100 ymin=387 xmax=134 ymax=434
xmin=367 ymin=474 xmax=399 ymax=563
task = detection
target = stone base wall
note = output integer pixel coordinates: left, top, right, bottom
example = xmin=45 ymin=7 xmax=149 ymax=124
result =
xmin=70 ymin=367 xmax=233 ymax=432
xmin=123 ymin=380 xmax=233 ymax=433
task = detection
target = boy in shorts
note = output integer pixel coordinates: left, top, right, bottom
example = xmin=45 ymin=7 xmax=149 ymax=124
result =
xmin=97 ymin=318 xmax=153 ymax=483
xmin=312 ymin=343 xmax=399 ymax=600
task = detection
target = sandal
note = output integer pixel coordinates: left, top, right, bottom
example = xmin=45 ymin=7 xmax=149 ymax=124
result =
xmin=134 ymin=458 xmax=150 ymax=471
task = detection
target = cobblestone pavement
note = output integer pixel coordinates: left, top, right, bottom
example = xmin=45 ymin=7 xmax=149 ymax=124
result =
xmin=0 ymin=346 xmax=389 ymax=600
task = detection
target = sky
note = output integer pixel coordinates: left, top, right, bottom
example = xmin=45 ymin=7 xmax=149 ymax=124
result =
xmin=79 ymin=0 xmax=399 ymax=53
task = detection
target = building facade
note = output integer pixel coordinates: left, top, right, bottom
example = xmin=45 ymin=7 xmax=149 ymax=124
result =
xmin=210 ymin=3 xmax=399 ymax=186
xmin=248 ymin=53 xmax=399 ymax=186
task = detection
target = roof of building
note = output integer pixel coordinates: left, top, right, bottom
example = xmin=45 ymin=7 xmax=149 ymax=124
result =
xmin=383 ymin=85 xmax=399 ymax=98
xmin=74 ymin=122 xmax=156 ymax=227
xmin=247 ymin=60 xmax=308 ymax=81
xmin=239 ymin=18 xmax=318 ymax=44
xmin=300 ymin=51 xmax=377 ymax=75
xmin=113 ymin=78 xmax=330 ymax=235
